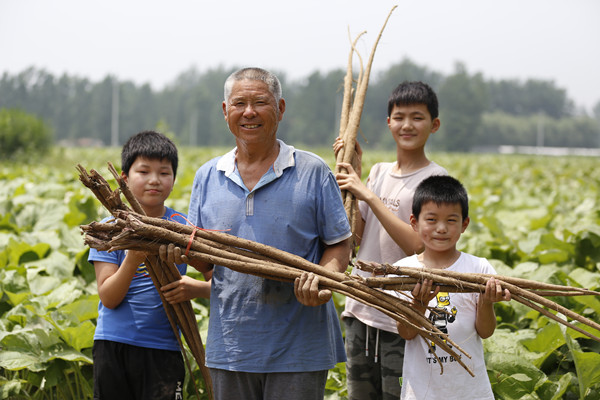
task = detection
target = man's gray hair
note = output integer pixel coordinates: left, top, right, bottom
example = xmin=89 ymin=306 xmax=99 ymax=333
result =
xmin=224 ymin=68 xmax=282 ymax=105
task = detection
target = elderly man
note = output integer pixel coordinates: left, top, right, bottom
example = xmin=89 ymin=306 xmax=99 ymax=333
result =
xmin=174 ymin=67 xmax=351 ymax=400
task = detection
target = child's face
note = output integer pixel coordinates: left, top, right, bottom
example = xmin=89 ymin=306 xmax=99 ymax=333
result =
xmin=122 ymin=156 xmax=175 ymax=217
xmin=387 ymin=103 xmax=440 ymax=151
xmin=410 ymin=201 xmax=469 ymax=254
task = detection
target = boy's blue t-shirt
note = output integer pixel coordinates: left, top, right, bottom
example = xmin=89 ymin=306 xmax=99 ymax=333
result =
xmin=88 ymin=207 xmax=187 ymax=351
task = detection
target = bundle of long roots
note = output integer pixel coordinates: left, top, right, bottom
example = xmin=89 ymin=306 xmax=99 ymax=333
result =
xmin=334 ymin=6 xmax=396 ymax=244
xmin=78 ymin=163 xmax=600 ymax=379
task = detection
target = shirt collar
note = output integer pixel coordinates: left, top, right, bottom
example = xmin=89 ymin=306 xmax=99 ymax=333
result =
xmin=216 ymin=139 xmax=296 ymax=178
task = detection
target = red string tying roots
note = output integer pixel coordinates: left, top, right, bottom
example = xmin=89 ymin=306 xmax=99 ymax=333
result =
xmin=185 ymin=226 xmax=198 ymax=257
xmin=169 ymin=213 xmax=230 ymax=258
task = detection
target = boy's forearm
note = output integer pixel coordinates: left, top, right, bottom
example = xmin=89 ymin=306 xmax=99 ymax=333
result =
xmin=364 ymin=195 xmax=424 ymax=255
xmin=96 ymin=254 xmax=141 ymax=309
xmin=475 ymin=299 xmax=497 ymax=339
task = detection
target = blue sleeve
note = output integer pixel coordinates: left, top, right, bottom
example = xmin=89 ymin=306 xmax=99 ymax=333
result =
xmin=317 ymin=166 xmax=352 ymax=245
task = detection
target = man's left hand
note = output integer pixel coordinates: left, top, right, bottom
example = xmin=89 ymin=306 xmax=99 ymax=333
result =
xmin=294 ymin=272 xmax=331 ymax=306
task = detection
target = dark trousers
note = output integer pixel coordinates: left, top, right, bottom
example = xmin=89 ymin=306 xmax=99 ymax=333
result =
xmin=93 ymin=340 xmax=184 ymax=400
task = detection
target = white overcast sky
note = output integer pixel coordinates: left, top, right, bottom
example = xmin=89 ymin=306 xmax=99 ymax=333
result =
xmin=1 ymin=0 xmax=599 ymax=112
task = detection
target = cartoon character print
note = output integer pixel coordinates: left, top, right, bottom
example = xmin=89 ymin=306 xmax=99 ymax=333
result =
xmin=428 ymin=292 xmax=457 ymax=352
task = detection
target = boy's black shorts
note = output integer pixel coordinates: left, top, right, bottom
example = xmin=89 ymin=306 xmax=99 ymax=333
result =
xmin=93 ymin=340 xmax=185 ymax=400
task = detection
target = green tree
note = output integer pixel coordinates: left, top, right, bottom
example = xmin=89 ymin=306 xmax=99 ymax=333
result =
xmin=283 ymin=70 xmax=345 ymax=147
xmin=0 ymin=108 xmax=52 ymax=159
xmin=436 ymin=63 xmax=488 ymax=151
xmin=487 ymin=78 xmax=573 ymax=118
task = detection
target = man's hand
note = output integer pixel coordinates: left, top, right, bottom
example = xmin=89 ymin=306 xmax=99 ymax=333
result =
xmin=159 ymin=243 xmax=189 ymax=265
xmin=294 ymin=272 xmax=331 ymax=306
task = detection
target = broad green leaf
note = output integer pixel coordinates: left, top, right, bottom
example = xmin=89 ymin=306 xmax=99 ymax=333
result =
xmin=562 ymin=317 xmax=600 ymax=398
xmin=0 ymin=350 xmax=43 ymax=371
xmin=572 ymin=295 xmax=600 ymax=315
xmin=74 ymin=247 xmax=96 ymax=284
xmin=27 ymin=273 xmax=61 ymax=297
xmin=571 ymin=350 xmax=600 ymax=397
xmin=519 ymin=230 xmax=543 ymax=254
xmin=5 ymin=240 xmax=50 ymax=267
xmin=565 ymin=322 xmax=600 ymax=342
xmin=487 ymin=352 xmax=546 ymax=399
xmin=0 ymin=378 xmax=23 ymax=398
xmin=48 ymin=282 xmax=85 ymax=308
xmin=1 ymin=327 xmax=61 ymax=353
xmin=0 ymin=212 xmax=19 ymax=234
xmin=41 ymin=344 xmax=92 ymax=364
xmin=3 ymin=291 xmax=29 ymax=308
xmin=59 ymin=224 xmax=86 ymax=252
xmin=535 ymin=372 xmax=573 ymax=400
xmin=56 ymin=321 xmax=95 ymax=352
xmin=569 ymin=268 xmax=600 ymax=290
xmin=25 ymin=250 xmax=74 ymax=281
xmin=520 ymin=323 xmax=565 ymax=367
xmin=537 ymin=249 xmax=571 ymax=264
xmin=58 ymin=297 xmax=99 ymax=323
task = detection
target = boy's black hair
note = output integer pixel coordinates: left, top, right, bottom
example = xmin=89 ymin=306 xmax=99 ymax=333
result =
xmin=121 ymin=130 xmax=178 ymax=177
xmin=387 ymin=81 xmax=439 ymax=119
xmin=412 ymin=175 xmax=469 ymax=220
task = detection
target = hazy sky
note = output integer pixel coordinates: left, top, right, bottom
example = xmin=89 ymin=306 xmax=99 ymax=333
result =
xmin=2 ymin=0 xmax=599 ymax=112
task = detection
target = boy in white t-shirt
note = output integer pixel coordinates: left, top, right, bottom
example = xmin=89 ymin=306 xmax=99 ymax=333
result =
xmin=395 ymin=175 xmax=511 ymax=400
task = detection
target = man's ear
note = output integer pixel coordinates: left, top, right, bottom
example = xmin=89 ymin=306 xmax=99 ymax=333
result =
xmin=121 ymin=171 xmax=128 ymax=183
xmin=277 ymin=98 xmax=286 ymax=121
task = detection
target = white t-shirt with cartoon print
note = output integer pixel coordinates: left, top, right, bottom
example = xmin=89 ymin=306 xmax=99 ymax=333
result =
xmin=395 ymin=252 xmax=496 ymax=400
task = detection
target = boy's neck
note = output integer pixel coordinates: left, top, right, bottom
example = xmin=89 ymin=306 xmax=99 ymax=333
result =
xmin=143 ymin=205 xmax=166 ymax=218
xmin=417 ymin=249 xmax=461 ymax=269
xmin=394 ymin=149 xmax=430 ymax=174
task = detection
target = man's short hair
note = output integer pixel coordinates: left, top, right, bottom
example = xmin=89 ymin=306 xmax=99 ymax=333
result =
xmin=223 ymin=67 xmax=282 ymax=106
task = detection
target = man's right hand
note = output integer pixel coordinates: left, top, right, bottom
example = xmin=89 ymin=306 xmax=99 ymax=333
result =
xmin=159 ymin=243 xmax=189 ymax=265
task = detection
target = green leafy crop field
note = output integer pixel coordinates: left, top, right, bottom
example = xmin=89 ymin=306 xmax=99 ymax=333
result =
xmin=1 ymin=147 xmax=599 ymax=399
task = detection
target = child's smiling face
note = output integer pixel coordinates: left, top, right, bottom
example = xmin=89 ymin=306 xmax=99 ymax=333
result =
xmin=411 ymin=201 xmax=469 ymax=254
xmin=387 ymin=103 xmax=440 ymax=152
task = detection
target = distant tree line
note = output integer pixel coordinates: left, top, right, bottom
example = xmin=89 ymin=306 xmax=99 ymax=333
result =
xmin=1 ymin=58 xmax=599 ymax=152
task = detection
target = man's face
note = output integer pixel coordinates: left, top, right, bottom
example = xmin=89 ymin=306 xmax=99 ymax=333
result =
xmin=222 ymin=79 xmax=285 ymax=147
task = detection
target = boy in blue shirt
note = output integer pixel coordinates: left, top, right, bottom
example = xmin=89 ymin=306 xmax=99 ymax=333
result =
xmin=88 ymin=130 xmax=209 ymax=399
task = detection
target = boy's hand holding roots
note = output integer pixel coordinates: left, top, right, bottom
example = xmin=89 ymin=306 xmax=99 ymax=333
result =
xmin=481 ymin=276 xmax=511 ymax=304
